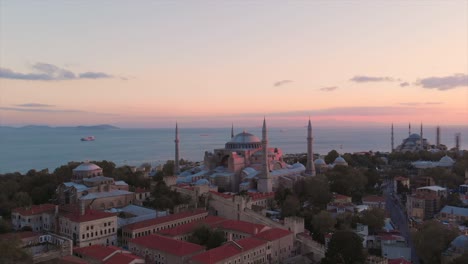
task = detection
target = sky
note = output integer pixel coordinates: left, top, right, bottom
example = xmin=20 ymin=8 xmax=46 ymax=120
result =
xmin=0 ymin=1 xmax=467 ymax=128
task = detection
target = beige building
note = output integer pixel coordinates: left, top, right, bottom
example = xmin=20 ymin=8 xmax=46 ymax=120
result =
xmin=406 ymin=192 xmax=440 ymax=220
xmin=11 ymin=203 xmax=117 ymax=248
xmin=362 ymin=195 xmax=386 ymax=210
xmin=58 ymin=205 xmax=118 ymax=247
xmin=11 ymin=204 xmax=56 ymax=231
xmin=129 ymin=234 xmax=205 ymax=264
xmin=56 ymin=162 xmax=135 ymax=210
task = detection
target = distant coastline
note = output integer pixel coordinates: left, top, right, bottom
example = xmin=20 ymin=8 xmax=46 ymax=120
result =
xmin=0 ymin=124 xmax=120 ymax=130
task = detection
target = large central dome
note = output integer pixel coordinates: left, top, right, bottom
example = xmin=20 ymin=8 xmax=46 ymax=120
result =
xmin=225 ymin=131 xmax=261 ymax=149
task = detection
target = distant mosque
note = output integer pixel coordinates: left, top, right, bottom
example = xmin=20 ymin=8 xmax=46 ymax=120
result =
xmin=392 ymin=123 xmax=447 ymax=153
xmin=176 ymin=118 xmax=317 ymax=193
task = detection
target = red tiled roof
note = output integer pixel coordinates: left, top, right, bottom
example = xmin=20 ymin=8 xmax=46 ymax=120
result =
xmin=191 ymin=238 xmax=266 ymax=264
xmin=254 ymin=228 xmax=292 ymax=241
xmin=215 ymin=219 xmax=269 ymax=235
xmin=158 ymin=216 xmax=227 ymax=236
xmin=104 ymin=253 xmax=143 ymax=264
xmin=123 ymin=209 xmax=207 ymax=231
xmin=130 ymin=234 xmax=204 ymax=256
xmin=388 ymin=258 xmax=411 ymax=264
xmin=62 ymin=209 xmax=116 ymax=223
xmin=191 ymin=243 xmax=240 ymax=264
xmin=209 ymin=191 xmax=234 ymax=199
xmin=74 ymin=245 xmax=121 ymax=261
xmin=12 ymin=204 xmax=55 ymax=216
xmin=248 ymin=192 xmax=274 ymax=200
xmin=362 ymin=195 xmax=386 ymax=203
xmin=394 ymin=176 xmax=409 ymax=181
xmin=59 ymin=255 xmax=89 ymax=264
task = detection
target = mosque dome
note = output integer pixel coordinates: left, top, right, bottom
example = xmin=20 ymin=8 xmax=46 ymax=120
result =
xmin=73 ymin=162 xmax=102 ymax=172
xmin=438 ymin=155 xmax=455 ymax=167
xmin=290 ymin=163 xmax=306 ymax=169
xmin=334 ymin=156 xmax=348 ymax=166
xmin=226 ymin=131 xmax=262 ymax=149
xmin=230 ymin=132 xmax=261 ymax=143
xmin=194 ymin=178 xmax=210 ymax=186
xmin=314 ymin=158 xmax=327 ymax=167
xmin=409 ymin=134 xmax=421 ymax=140
xmin=450 ymin=235 xmax=468 ymax=249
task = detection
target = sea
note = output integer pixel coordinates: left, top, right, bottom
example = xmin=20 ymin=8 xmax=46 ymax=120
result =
xmin=1 ymin=125 xmax=467 ymax=174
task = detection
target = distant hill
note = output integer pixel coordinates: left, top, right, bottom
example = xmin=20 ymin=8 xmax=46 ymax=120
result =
xmin=0 ymin=124 xmax=119 ymax=129
xmin=75 ymin=125 xmax=120 ymax=130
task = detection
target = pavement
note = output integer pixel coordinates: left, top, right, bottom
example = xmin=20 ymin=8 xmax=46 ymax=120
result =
xmin=384 ymin=179 xmax=420 ymax=264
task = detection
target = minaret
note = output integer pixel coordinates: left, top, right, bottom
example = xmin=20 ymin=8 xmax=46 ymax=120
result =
xmin=258 ymin=118 xmax=272 ymax=193
xmin=231 ymin=124 xmax=234 ymax=138
xmin=408 ymin=123 xmax=411 ymax=137
xmin=391 ymin=123 xmax=394 ymax=152
xmin=436 ymin=126 xmax=441 ymax=147
xmin=174 ymin=122 xmax=180 ymax=175
xmin=420 ymin=123 xmax=424 ymax=150
xmin=305 ymin=118 xmax=316 ymax=176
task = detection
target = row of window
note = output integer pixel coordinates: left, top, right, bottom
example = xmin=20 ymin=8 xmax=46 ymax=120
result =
xmin=124 ymin=215 xmax=206 ymax=239
xmin=85 ymin=221 xmax=113 ymax=231
xmin=81 ymin=228 xmax=115 ymax=240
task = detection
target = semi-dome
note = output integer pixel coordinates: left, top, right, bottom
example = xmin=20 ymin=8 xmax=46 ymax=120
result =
xmin=334 ymin=156 xmax=348 ymax=166
xmin=439 ymin=155 xmax=455 ymax=167
xmin=73 ymin=162 xmax=102 ymax=172
xmin=225 ymin=131 xmax=262 ymax=149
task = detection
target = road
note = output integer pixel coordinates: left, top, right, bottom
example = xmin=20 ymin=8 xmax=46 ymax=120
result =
xmin=383 ymin=179 xmax=420 ymax=264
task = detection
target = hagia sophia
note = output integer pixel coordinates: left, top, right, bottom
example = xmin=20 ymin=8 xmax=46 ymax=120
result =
xmin=177 ymin=118 xmax=315 ymax=192
xmin=176 ymin=118 xmax=351 ymax=193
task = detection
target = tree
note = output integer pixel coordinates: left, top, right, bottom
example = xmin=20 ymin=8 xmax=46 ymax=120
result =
xmin=188 ymin=225 xmax=226 ymax=249
xmin=0 ymin=219 xmax=10 ymax=234
xmin=275 ymin=185 xmax=292 ymax=207
xmin=326 ymin=166 xmax=367 ymax=202
xmin=311 ymin=211 xmax=335 ymax=243
xmin=162 ymin=160 xmax=175 ymax=176
xmin=294 ymin=175 xmax=332 ymax=211
xmin=325 ymin=150 xmax=340 ymax=164
xmin=451 ymin=252 xmax=468 ymax=264
xmin=13 ymin=192 xmax=32 ymax=208
xmin=322 ymin=230 xmax=365 ymax=264
xmin=206 ymin=230 xmax=226 ymax=249
xmin=360 ymin=208 xmax=385 ymax=234
xmin=281 ymin=195 xmax=300 ymax=218
xmin=412 ymin=220 xmax=458 ymax=264
xmin=0 ymin=235 xmax=32 ymax=264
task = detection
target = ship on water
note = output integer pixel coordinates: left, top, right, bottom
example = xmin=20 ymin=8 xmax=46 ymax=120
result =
xmin=80 ymin=136 xmax=95 ymax=141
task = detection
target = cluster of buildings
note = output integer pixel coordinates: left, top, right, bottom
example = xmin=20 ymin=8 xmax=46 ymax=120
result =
xmin=6 ymin=119 xmax=467 ymax=264
xmin=392 ymin=165 xmax=468 ymax=262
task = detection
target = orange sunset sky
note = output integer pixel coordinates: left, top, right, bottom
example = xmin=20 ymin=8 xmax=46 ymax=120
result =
xmin=0 ymin=1 xmax=467 ymax=128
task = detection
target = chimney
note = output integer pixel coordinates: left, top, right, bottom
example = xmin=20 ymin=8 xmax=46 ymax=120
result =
xmin=80 ymin=200 xmax=85 ymax=216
